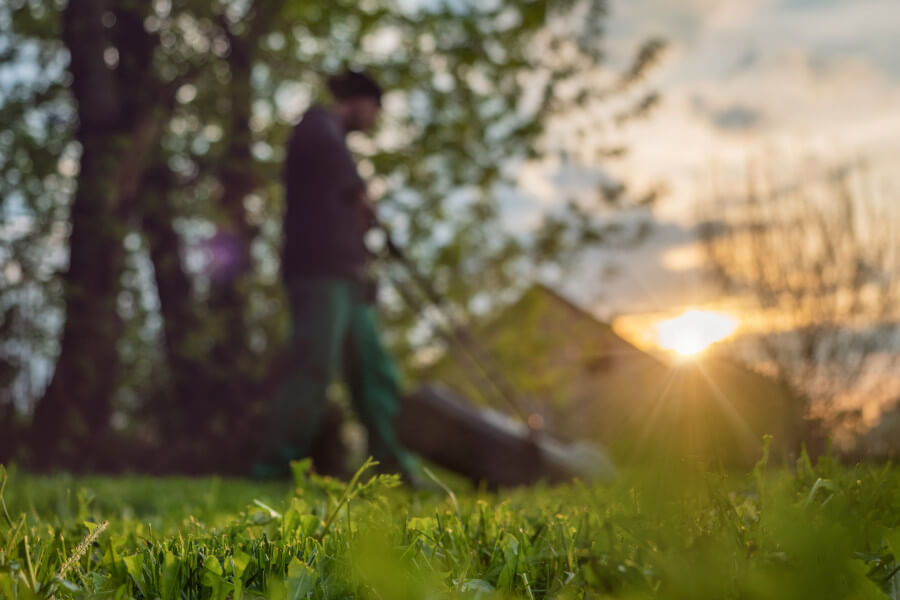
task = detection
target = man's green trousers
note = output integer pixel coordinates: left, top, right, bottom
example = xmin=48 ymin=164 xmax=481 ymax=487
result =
xmin=257 ymin=277 xmax=415 ymax=477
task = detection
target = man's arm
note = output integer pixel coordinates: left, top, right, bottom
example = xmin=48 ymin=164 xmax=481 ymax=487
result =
xmin=356 ymin=188 xmax=377 ymax=233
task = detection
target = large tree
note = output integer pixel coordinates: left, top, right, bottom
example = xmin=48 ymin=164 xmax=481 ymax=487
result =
xmin=3 ymin=0 xmax=217 ymax=468
xmin=26 ymin=0 xmax=172 ymax=468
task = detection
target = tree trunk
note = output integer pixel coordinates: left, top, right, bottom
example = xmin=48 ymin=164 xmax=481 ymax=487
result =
xmin=204 ymin=30 xmax=259 ymax=444
xmin=31 ymin=139 xmax=129 ymax=470
xmin=29 ymin=0 xmax=162 ymax=471
xmin=141 ymin=164 xmax=223 ymax=471
xmin=0 ymin=401 xmax=14 ymax=465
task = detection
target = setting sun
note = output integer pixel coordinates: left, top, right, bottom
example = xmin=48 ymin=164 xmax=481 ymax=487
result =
xmin=655 ymin=309 xmax=739 ymax=357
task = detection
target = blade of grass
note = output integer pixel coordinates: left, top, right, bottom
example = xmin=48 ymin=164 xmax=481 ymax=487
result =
xmin=317 ymin=457 xmax=377 ymax=541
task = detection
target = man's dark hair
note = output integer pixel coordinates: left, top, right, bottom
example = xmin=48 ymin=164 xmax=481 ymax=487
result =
xmin=327 ymin=70 xmax=383 ymax=106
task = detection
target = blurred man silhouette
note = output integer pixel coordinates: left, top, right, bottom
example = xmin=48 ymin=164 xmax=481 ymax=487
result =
xmin=254 ymin=70 xmax=417 ymax=481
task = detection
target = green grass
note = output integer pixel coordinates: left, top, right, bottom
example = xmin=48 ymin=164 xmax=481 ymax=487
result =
xmin=1 ymin=451 xmax=899 ymax=599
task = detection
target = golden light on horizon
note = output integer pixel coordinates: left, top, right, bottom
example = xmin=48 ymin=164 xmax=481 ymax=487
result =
xmin=654 ymin=309 xmax=739 ymax=357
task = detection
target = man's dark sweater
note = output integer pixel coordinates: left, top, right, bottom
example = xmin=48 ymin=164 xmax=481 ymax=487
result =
xmin=282 ymin=106 xmax=368 ymax=280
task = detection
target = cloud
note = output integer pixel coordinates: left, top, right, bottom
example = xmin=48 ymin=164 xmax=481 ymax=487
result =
xmin=691 ymin=98 xmax=765 ymax=131
xmin=608 ymin=10 xmax=900 ymax=222
xmin=558 ymin=218 xmax=720 ymax=318
xmin=608 ymin=0 xmax=900 ymax=80
xmin=714 ymin=107 xmax=762 ymax=130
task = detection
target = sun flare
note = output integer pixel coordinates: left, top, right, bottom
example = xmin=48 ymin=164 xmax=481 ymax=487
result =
xmin=654 ymin=309 xmax=739 ymax=357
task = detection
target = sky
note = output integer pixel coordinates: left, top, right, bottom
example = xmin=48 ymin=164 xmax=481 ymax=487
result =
xmin=525 ymin=0 xmax=900 ymax=320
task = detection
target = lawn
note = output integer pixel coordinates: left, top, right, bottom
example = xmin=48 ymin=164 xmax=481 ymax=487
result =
xmin=1 ymin=451 xmax=899 ymax=599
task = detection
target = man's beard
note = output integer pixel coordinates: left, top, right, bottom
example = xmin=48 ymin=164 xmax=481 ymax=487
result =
xmin=343 ymin=111 xmax=365 ymax=132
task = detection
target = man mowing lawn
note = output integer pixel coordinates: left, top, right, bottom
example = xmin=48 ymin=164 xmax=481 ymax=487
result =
xmin=254 ymin=70 xmax=418 ymax=482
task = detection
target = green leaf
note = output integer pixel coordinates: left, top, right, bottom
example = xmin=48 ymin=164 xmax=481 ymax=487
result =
xmin=252 ymin=499 xmax=282 ymax=518
xmin=232 ymin=549 xmax=252 ymax=578
xmin=461 ymin=578 xmax=494 ymax=593
xmin=287 ymin=558 xmax=318 ymax=599
xmin=299 ymin=514 xmax=320 ymax=537
xmin=202 ymin=556 xmax=230 ymax=600
xmin=54 ymin=577 xmax=82 ymax=593
xmin=160 ymin=551 xmax=180 ymax=600
xmin=122 ymin=554 xmax=146 ymax=596
xmin=290 ymin=459 xmax=313 ymax=488
xmin=83 ymin=521 xmax=100 ymax=532
xmin=201 ymin=555 xmax=223 ymax=583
